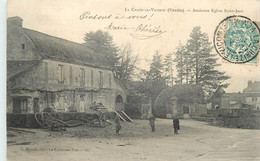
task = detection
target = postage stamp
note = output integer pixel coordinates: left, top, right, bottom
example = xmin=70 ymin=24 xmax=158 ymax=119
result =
xmin=214 ymin=15 xmax=260 ymax=63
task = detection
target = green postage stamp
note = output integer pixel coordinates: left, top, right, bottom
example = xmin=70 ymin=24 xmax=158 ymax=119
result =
xmin=214 ymin=15 xmax=260 ymax=63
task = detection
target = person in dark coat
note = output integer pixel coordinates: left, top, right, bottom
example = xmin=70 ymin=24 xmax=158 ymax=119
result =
xmin=114 ymin=114 xmax=121 ymax=135
xmin=173 ymin=117 xmax=180 ymax=134
xmin=148 ymin=115 xmax=156 ymax=132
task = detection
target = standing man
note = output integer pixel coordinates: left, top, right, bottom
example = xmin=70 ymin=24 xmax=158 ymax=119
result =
xmin=114 ymin=114 xmax=121 ymax=135
xmin=173 ymin=117 xmax=180 ymax=134
xmin=148 ymin=115 xmax=156 ymax=132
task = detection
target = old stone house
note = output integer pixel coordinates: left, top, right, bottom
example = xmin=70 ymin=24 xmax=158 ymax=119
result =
xmin=211 ymin=81 xmax=260 ymax=110
xmin=211 ymin=87 xmax=245 ymax=109
xmin=7 ymin=16 xmax=126 ymax=114
xmin=154 ymin=84 xmax=207 ymax=118
xmin=243 ymin=81 xmax=260 ymax=109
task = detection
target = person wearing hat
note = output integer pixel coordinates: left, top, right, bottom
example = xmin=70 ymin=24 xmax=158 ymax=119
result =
xmin=148 ymin=115 xmax=156 ymax=132
xmin=173 ymin=117 xmax=180 ymax=134
xmin=114 ymin=114 xmax=121 ymax=135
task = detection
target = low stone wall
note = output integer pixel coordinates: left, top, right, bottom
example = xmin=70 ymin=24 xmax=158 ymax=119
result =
xmin=216 ymin=115 xmax=260 ymax=129
xmin=7 ymin=113 xmax=40 ymax=128
xmin=191 ymin=115 xmax=215 ymax=122
xmin=7 ymin=112 xmax=116 ymax=128
xmin=207 ymin=109 xmax=260 ymax=129
xmin=207 ymin=109 xmax=259 ymax=117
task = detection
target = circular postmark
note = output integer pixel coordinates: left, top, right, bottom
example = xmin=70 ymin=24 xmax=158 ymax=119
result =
xmin=214 ymin=15 xmax=260 ymax=63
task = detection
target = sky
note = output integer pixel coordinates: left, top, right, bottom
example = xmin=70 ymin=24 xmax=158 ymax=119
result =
xmin=6 ymin=0 xmax=260 ymax=93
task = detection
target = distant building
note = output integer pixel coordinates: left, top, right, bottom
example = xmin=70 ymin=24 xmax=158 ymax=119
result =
xmin=7 ymin=16 xmax=126 ymax=114
xmin=211 ymin=87 xmax=245 ymax=109
xmin=243 ymin=81 xmax=260 ymax=109
xmin=211 ymin=80 xmax=260 ymax=110
xmin=154 ymin=84 xmax=207 ymax=118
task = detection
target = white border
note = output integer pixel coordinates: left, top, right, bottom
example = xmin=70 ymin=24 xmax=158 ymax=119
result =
xmin=0 ymin=0 xmax=7 ymax=161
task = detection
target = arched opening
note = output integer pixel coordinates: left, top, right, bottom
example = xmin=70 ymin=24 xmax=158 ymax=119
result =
xmin=115 ymin=95 xmax=123 ymax=103
xmin=183 ymin=106 xmax=190 ymax=119
xmin=115 ymin=95 xmax=124 ymax=111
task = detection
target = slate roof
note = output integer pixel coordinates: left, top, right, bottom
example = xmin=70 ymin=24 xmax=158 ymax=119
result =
xmin=7 ymin=60 xmax=41 ymax=80
xmin=22 ymin=28 xmax=111 ymax=69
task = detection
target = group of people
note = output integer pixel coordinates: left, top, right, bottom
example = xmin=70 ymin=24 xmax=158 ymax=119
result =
xmin=114 ymin=114 xmax=180 ymax=135
xmin=149 ymin=115 xmax=180 ymax=134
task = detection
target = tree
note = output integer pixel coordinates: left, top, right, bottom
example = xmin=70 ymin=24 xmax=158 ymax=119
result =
xmin=115 ymin=44 xmax=139 ymax=84
xmin=84 ymin=30 xmax=120 ymax=69
xmin=147 ymin=51 xmax=165 ymax=81
xmin=174 ymin=43 xmax=191 ymax=84
xmin=144 ymin=51 xmax=167 ymax=112
xmin=185 ymin=26 xmax=230 ymax=96
xmin=164 ymin=52 xmax=175 ymax=86
xmin=84 ymin=30 xmax=138 ymax=84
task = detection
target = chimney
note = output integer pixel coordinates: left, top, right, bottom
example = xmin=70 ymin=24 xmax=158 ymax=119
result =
xmin=248 ymin=80 xmax=253 ymax=87
xmin=7 ymin=16 xmax=23 ymax=28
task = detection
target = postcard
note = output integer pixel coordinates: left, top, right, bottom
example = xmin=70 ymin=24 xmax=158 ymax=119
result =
xmin=6 ymin=0 xmax=260 ymax=161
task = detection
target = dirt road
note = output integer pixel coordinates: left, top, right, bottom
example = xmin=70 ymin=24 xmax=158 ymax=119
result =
xmin=7 ymin=119 xmax=260 ymax=161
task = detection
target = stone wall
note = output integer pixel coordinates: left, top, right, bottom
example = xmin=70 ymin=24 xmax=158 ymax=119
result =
xmin=208 ymin=109 xmax=260 ymax=129
xmin=7 ymin=60 xmax=126 ymax=113
xmin=7 ymin=25 xmax=42 ymax=61
xmin=216 ymin=115 xmax=260 ymax=129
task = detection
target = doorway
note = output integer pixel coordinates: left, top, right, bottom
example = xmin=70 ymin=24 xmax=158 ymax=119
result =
xmin=33 ymin=98 xmax=39 ymax=113
xmin=115 ymin=95 xmax=124 ymax=111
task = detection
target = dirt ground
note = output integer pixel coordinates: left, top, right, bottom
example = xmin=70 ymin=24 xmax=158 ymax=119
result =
xmin=7 ymin=119 xmax=260 ymax=161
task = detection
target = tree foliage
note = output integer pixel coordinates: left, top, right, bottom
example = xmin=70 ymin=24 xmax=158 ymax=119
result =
xmin=84 ymin=30 xmax=120 ymax=69
xmin=163 ymin=52 xmax=175 ymax=86
xmin=174 ymin=26 xmax=230 ymax=96
xmin=115 ymin=44 xmax=138 ymax=84
xmin=83 ymin=30 xmax=138 ymax=84
xmin=130 ymin=51 xmax=167 ymax=113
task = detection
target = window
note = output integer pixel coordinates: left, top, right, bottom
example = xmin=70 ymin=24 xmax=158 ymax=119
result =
xmin=80 ymin=68 xmax=85 ymax=86
xmin=21 ymin=99 xmax=28 ymax=113
xmin=108 ymin=73 xmax=111 ymax=88
xmin=58 ymin=64 xmax=64 ymax=83
xmin=13 ymin=98 xmax=28 ymax=113
xmin=91 ymin=70 xmax=93 ymax=87
xmin=22 ymin=44 xmax=25 ymax=49
xmin=252 ymin=97 xmax=258 ymax=102
xmin=50 ymin=92 xmax=56 ymax=104
xmin=99 ymin=71 xmax=103 ymax=88
xmin=69 ymin=66 xmax=72 ymax=85
xmin=44 ymin=62 xmax=48 ymax=82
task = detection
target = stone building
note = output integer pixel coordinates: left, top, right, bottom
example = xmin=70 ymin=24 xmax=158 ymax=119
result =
xmin=211 ymin=87 xmax=245 ymax=109
xmin=154 ymin=84 xmax=207 ymax=118
xmin=211 ymin=81 xmax=260 ymax=110
xmin=7 ymin=16 xmax=126 ymax=114
xmin=243 ymin=81 xmax=260 ymax=109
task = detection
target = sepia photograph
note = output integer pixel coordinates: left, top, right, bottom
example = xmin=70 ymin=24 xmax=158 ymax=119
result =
xmin=5 ymin=0 xmax=260 ymax=160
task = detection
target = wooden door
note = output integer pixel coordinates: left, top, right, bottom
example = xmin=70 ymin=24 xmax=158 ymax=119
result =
xmin=13 ymin=98 xmax=21 ymax=113
xmin=33 ymin=98 xmax=39 ymax=113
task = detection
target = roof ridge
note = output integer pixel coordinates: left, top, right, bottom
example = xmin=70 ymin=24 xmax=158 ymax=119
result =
xmin=20 ymin=27 xmax=112 ymax=69
xmin=23 ymin=28 xmax=84 ymax=46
